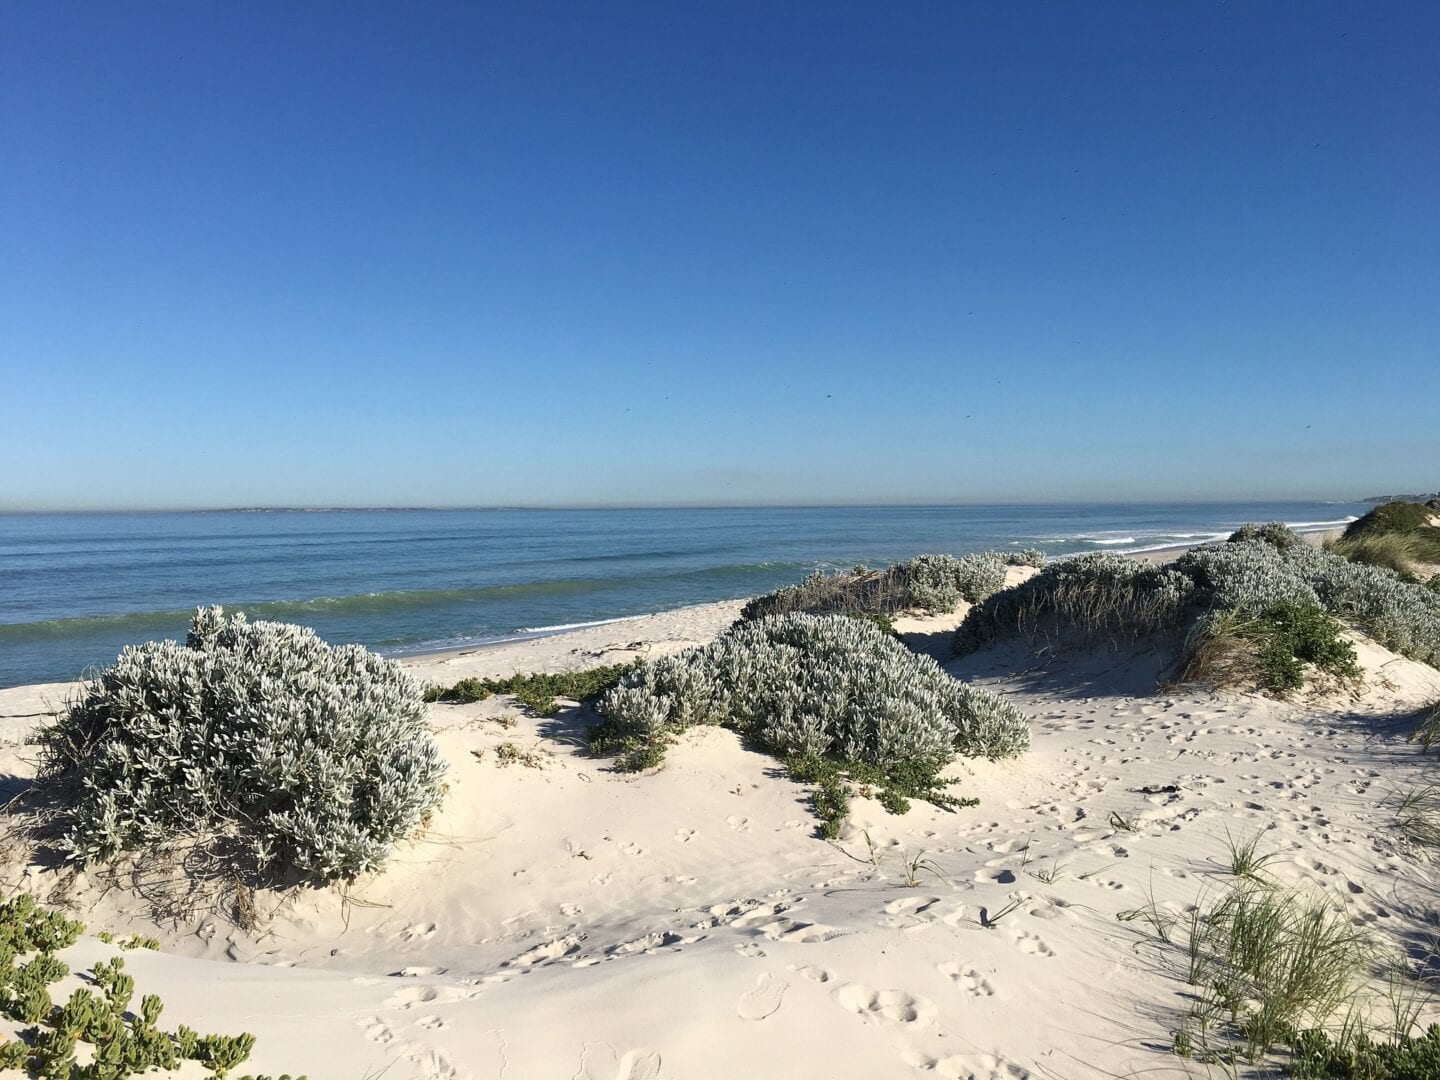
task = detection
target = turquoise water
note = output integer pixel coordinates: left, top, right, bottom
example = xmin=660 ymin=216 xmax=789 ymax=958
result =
xmin=0 ymin=503 xmax=1367 ymax=688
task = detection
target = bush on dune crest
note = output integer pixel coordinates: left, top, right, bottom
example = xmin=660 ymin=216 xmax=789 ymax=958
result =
xmin=590 ymin=613 xmax=1028 ymax=834
xmin=739 ymin=551 xmax=1013 ymax=623
xmin=36 ymin=607 xmax=447 ymax=883
xmin=1331 ymin=501 xmax=1440 ymax=579
xmin=954 ymin=522 xmax=1440 ymax=690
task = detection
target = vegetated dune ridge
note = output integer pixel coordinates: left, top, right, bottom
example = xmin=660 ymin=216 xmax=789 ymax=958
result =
xmin=2 ymin=568 xmax=1439 ymax=1079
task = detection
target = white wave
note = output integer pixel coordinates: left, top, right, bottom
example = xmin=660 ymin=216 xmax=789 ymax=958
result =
xmin=517 ymin=614 xmax=648 ymax=634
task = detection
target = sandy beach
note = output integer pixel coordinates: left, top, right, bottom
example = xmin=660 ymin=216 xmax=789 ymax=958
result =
xmin=3 ymin=554 xmax=1439 ymax=1079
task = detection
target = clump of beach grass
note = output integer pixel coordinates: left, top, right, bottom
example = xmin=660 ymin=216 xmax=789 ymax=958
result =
xmin=1330 ymin=502 xmax=1440 ymax=581
xmin=1129 ymin=838 xmax=1440 ymax=1074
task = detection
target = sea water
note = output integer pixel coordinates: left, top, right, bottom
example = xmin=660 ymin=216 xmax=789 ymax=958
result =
xmin=0 ymin=502 xmax=1367 ymax=688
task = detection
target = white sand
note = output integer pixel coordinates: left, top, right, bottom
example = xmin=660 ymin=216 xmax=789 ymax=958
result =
xmin=3 ymin=571 xmax=1440 ymax=1079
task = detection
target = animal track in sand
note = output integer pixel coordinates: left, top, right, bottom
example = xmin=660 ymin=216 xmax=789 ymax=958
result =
xmin=736 ymin=972 xmax=788 ymax=1020
xmin=833 ymin=984 xmax=936 ymax=1027
xmin=938 ymin=962 xmax=995 ymax=997
xmin=415 ymin=1014 xmax=446 ymax=1030
xmin=674 ymin=828 xmax=696 ymax=843
xmin=360 ymin=1016 xmax=395 ymax=1044
xmin=574 ymin=1045 xmax=664 ymax=1080
xmin=401 ymin=922 xmax=438 ymax=941
xmin=505 ymin=933 xmax=583 ymax=967
xmin=618 ymin=841 xmax=646 ymax=856
xmin=975 ymin=868 xmax=1016 ymax=885
xmin=1009 ymin=930 xmax=1055 ymax=957
xmin=792 ymin=964 xmax=833 ymax=983
xmin=920 ymin=1053 xmax=1031 ymax=1078
xmin=726 ymin=815 xmax=750 ymax=833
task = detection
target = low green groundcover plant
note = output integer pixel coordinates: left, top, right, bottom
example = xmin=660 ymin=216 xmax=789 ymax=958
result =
xmin=1287 ymin=1024 xmax=1440 ymax=1078
xmin=36 ymin=607 xmax=447 ymax=883
xmin=954 ymin=522 xmax=1440 ymax=691
xmin=424 ymin=662 xmax=638 ymax=715
xmin=589 ymin=613 xmax=1028 ymax=835
xmin=0 ymin=893 xmax=297 ymax=1078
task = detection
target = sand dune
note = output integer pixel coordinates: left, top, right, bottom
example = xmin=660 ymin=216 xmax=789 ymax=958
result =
xmin=3 ymin=577 xmax=1439 ymax=1078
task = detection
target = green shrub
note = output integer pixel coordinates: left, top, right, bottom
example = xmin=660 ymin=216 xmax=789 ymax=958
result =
xmin=957 ymin=532 xmax=1440 ymax=681
xmin=37 ymin=606 xmax=447 ymax=883
xmin=1004 ymin=548 xmax=1047 ymax=568
xmin=424 ymin=662 xmax=639 ymax=715
xmin=741 ymin=551 xmax=1010 ymax=623
xmin=1182 ymin=603 xmax=1361 ymax=694
xmin=1229 ymin=521 xmax=1306 ymax=552
xmin=590 ymin=613 xmax=1027 ymax=832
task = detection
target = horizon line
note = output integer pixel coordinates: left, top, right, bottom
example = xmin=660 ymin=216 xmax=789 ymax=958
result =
xmin=0 ymin=495 xmax=1388 ymax=515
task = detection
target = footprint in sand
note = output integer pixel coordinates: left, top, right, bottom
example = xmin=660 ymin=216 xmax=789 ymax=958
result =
xmin=575 ymin=1045 xmax=664 ymax=1080
xmin=974 ymin=868 xmax=1017 ymax=885
xmin=415 ymin=1014 xmax=446 ymax=1030
xmin=726 ymin=815 xmax=750 ymax=833
xmin=833 ymin=984 xmax=936 ymax=1027
xmin=674 ymin=828 xmax=696 ymax=843
xmin=385 ymin=983 xmax=481 ymax=1010
xmin=938 ymin=962 xmax=995 ymax=997
xmin=881 ymin=895 xmax=967 ymax=931
xmin=736 ymin=972 xmax=788 ymax=1020
xmin=401 ymin=922 xmax=439 ymax=941
xmin=619 ymin=841 xmax=646 ymax=856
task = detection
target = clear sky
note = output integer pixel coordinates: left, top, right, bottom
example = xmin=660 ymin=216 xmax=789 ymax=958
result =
xmin=2 ymin=2 xmax=1436 ymax=509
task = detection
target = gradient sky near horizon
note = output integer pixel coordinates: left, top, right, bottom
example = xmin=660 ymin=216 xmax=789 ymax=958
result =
xmin=2 ymin=2 xmax=1437 ymax=510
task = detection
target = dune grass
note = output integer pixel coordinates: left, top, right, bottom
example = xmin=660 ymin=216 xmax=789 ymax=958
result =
xmin=1129 ymin=835 xmax=1440 ymax=1076
xmin=1331 ymin=502 xmax=1440 ymax=580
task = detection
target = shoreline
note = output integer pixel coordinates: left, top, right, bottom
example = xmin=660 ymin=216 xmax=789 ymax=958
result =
xmin=0 ymin=528 xmax=1350 ymax=705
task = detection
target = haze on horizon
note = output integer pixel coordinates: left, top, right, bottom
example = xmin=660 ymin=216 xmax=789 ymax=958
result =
xmin=2 ymin=3 xmax=1437 ymax=512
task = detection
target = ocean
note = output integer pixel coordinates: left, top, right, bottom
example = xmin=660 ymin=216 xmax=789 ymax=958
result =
xmin=0 ymin=502 xmax=1367 ymax=689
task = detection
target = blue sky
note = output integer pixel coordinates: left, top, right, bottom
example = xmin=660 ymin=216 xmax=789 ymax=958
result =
xmin=2 ymin=2 xmax=1436 ymax=509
